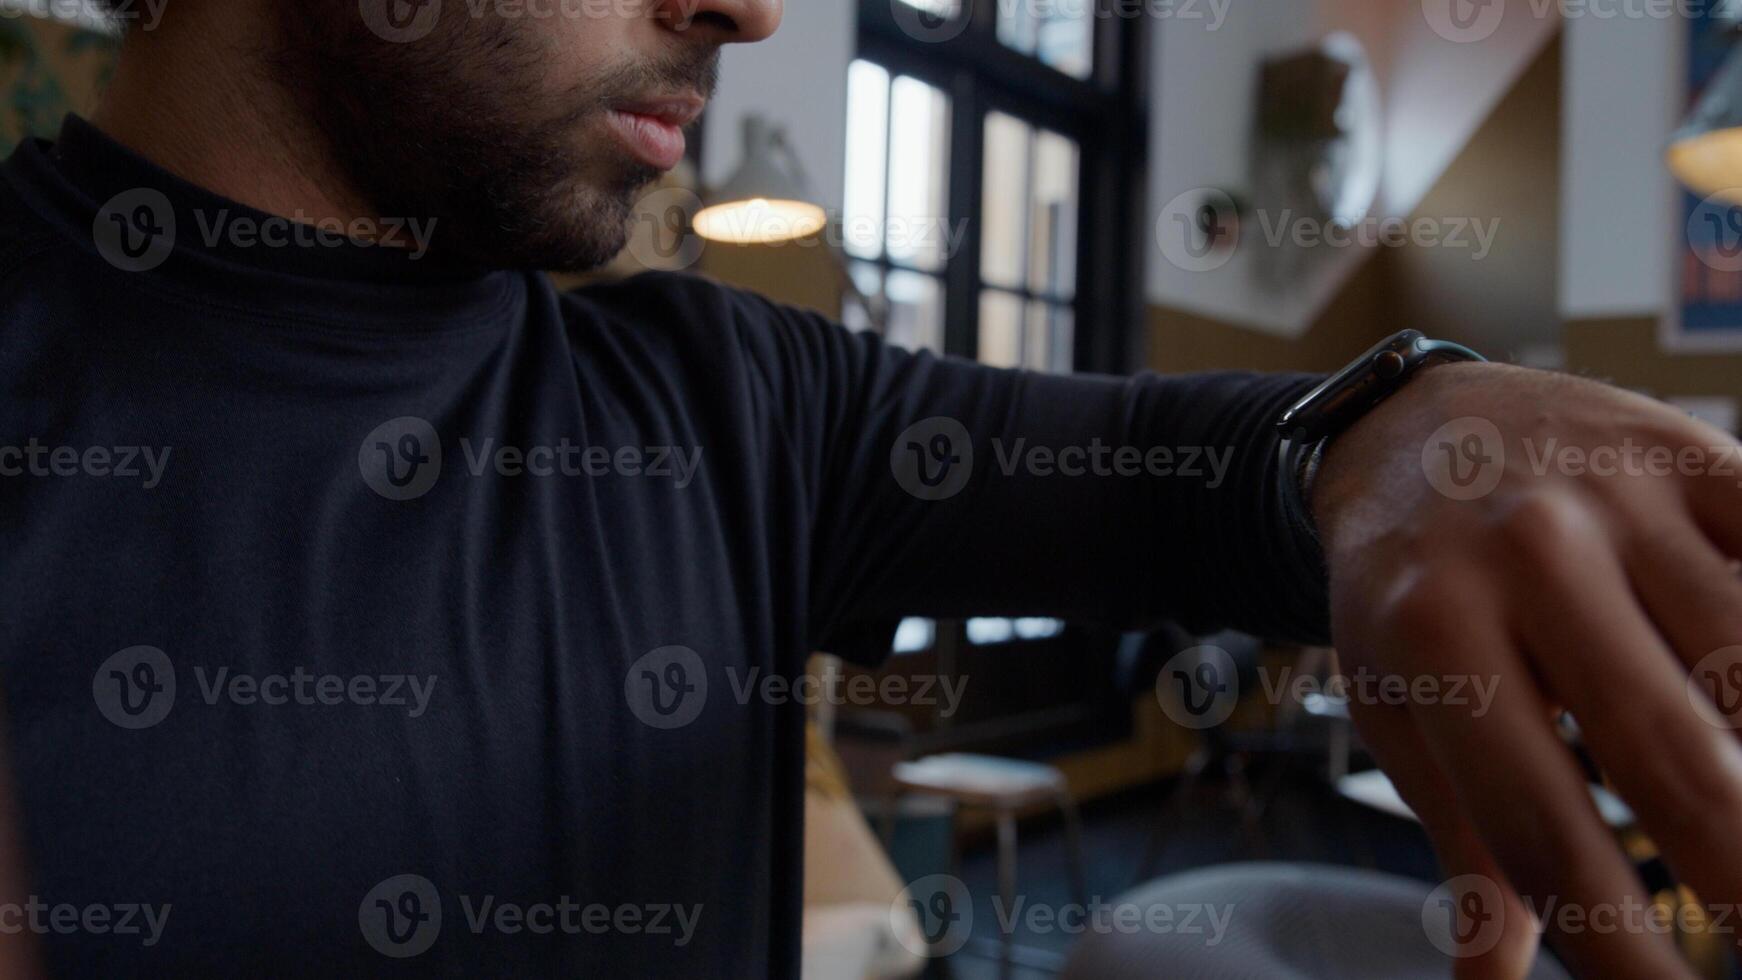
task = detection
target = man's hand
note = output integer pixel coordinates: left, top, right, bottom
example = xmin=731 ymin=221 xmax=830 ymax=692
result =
xmin=1312 ymin=361 xmax=1742 ymax=979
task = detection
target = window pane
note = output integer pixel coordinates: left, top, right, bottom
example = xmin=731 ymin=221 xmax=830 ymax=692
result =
xmin=1036 ymin=9 xmax=1092 ymax=79
xmin=892 ymin=617 xmax=936 ymax=655
xmin=981 ymin=112 xmax=1030 ymax=290
xmin=885 ymin=270 xmax=945 ymax=354
xmin=886 ymin=76 xmax=951 ymax=272
xmin=978 ymin=289 xmax=1023 ymax=368
xmin=1029 ymin=129 xmax=1079 ymax=299
xmin=843 ymin=61 xmax=891 ymax=261
xmin=998 ymin=0 xmax=1091 ymax=79
xmin=842 ymin=261 xmax=883 ymax=332
xmin=1026 ymin=300 xmax=1073 ymax=373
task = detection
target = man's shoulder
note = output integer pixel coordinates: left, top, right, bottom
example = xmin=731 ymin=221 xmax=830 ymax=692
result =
xmin=559 ymin=270 xmax=847 ymax=364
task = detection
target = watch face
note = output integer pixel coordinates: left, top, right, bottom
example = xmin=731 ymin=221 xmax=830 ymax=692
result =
xmin=1278 ymin=330 xmax=1426 ymax=438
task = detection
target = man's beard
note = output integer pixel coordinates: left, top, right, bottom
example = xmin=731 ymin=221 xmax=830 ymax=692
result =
xmin=271 ymin=7 xmax=717 ymax=272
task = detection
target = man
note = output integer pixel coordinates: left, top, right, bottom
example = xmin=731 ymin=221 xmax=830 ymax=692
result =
xmin=0 ymin=1 xmax=1736 ymax=977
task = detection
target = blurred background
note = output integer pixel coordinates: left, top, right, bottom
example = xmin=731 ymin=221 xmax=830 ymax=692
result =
xmin=7 ymin=0 xmax=1741 ymax=976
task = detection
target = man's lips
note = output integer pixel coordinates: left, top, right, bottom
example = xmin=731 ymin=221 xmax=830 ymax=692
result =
xmin=606 ymin=96 xmax=705 ymax=171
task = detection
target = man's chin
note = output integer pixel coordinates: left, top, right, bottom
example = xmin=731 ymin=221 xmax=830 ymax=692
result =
xmin=432 ymin=184 xmax=643 ymax=274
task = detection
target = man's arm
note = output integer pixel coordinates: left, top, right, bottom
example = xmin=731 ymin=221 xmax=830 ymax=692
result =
xmin=740 ymin=285 xmax=1742 ymax=978
xmin=727 ymin=290 xmax=1331 ymax=654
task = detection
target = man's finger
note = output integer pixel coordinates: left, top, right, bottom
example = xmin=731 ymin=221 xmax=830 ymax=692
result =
xmin=1376 ymin=564 xmax=1692 ymax=978
xmin=1516 ymin=525 xmax=1742 ymax=965
xmin=1347 ymin=699 xmax=1539 ymax=979
xmin=1624 ymin=520 xmax=1742 ymax=727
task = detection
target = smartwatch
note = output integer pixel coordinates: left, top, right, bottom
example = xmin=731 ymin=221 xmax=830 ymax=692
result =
xmin=1276 ymin=329 xmax=1487 ymax=539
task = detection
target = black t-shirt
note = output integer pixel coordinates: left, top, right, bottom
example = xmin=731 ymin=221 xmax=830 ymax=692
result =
xmin=0 ymin=116 xmax=1327 ymax=977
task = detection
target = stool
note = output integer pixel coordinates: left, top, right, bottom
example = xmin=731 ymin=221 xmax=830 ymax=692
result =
xmin=890 ymin=753 xmax=1088 ymax=973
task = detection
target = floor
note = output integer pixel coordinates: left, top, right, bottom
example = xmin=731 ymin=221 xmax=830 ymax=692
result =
xmin=938 ymin=765 xmax=1444 ymax=980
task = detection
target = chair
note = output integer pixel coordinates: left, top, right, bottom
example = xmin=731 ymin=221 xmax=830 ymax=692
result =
xmin=889 ymin=753 xmax=1089 ymax=974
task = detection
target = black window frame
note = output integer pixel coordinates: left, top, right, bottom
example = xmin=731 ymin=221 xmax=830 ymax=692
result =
xmin=854 ymin=0 xmax=1149 ymax=374
xmin=846 ymin=0 xmax=1152 ymax=750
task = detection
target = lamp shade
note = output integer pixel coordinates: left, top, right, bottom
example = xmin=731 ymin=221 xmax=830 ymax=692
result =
xmin=693 ymin=116 xmax=827 ymax=243
xmin=1669 ymin=44 xmax=1742 ymax=205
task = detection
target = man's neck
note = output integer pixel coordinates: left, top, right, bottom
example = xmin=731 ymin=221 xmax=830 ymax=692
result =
xmin=91 ymin=13 xmax=374 ymax=226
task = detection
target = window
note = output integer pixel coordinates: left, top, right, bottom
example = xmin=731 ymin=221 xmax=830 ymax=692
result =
xmin=847 ymin=0 xmax=1148 ymax=663
xmin=842 ymin=60 xmax=952 ymax=353
xmin=849 ymin=0 xmax=1145 ymax=367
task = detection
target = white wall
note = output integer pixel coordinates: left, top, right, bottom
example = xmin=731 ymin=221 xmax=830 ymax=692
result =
xmin=1559 ymin=13 xmax=1682 ymax=320
xmin=1146 ymin=0 xmax=1560 ymax=335
xmin=702 ymin=0 xmax=855 ymax=213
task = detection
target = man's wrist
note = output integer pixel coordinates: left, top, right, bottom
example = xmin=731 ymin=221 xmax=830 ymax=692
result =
xmin=1307 ymin=359 xmax=1502 ymax=548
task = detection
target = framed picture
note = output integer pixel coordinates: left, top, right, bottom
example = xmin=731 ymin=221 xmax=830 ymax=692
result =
xmin=1668 ymin=6 xmax=1742 ymax=351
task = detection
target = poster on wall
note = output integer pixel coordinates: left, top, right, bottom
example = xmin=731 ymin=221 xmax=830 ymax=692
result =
xmin=1671 ymin=6 xmax=1742 ymax=351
